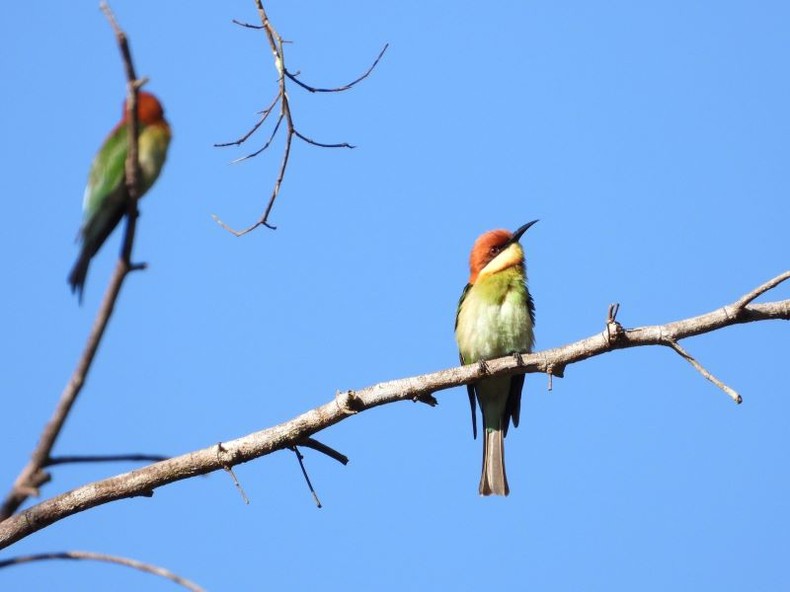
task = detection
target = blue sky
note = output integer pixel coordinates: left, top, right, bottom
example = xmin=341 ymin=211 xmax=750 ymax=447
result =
xmin=1 ymin=1 xmax=788 ymax=590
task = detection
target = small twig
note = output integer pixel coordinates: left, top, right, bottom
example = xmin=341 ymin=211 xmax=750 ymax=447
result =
xmin=232 ymin=18 xmax=263 ymax=29
xmin=665 ymin=339 xmax=742 ymax=404
xmin=290 ymin=446 xmax=322 ymax=509
xmin=230 ymin=113 xmax=285 ymax=162
xmin=0 ymin=551 xmax=205 ymax=592
xmin=292 ymin=129 xmax=355 ymax=149
xmin=222 ymin=466 xmax=250 ymax=505
xmin=46 ymin=454 xmax=169 ymax=467
xmin=214 ymin=93 xmax=280 ymax=148
xmin=299 ymin=438 xmax=349 ymax=465
xmin=217 ymin=443 xmax=249 ymax=504
xmin=605 ymin=302 xmax=625 ymax=344
xmin=284 ymin=43 xmax=389 ymax=93
xmin=732 ymin=270 xmax=790 ymax=311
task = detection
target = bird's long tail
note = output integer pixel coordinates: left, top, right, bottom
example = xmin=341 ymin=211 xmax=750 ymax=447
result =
xmin=480 ymin=428 xmax=509 ymax=496
xmin=68 ymin=248 xmax=92 ymax=303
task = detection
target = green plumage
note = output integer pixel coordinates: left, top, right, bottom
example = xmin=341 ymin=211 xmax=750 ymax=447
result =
xmin=69 ymin=115 xmax=170 ymax=300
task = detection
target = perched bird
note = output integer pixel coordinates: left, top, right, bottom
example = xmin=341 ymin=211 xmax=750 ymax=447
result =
xmin=455 ymin=220 xmax=538 ymax=496
xmin=69 ymin=91 xmax=171 ymax=300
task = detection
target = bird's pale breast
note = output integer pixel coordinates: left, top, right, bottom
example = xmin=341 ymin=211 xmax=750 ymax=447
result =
xmin=456 ymin=267 xmax=534 ymax=363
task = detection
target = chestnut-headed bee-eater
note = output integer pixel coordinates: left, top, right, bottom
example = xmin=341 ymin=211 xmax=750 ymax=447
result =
xmin=69 ymin=91 xmax=171 ymax=300
xmin=455 ymin=220 xmax=538 ymax=495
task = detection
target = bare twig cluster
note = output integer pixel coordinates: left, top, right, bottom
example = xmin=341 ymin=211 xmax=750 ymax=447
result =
xmin=1 ymin=272 xmax=786 ymax=549
xmin=212 ymin=0 xmax=388 ymax=236
xmin=0 ymin=1 xmax=152 ymax=523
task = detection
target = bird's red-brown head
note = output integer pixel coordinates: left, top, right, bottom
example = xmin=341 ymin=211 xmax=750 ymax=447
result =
xmin=121 ymin=91 xmax=166 ymax=125
xmin=468 ymin=220 xmax=538 ymax=284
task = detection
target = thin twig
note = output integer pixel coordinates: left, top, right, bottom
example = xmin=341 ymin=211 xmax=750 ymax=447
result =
xmin=290 ymin=446 xmax=322 ymax=508
xmin=232 ymin=18 xmax=263 ymax=29
xmin=292 ymin=129 xmax=354 ymax=149
xmin=0 ymin=1 xmax=145 ymax=521
xmin=299 ymin=438 xmax=349 ymax=465
xmin=665 ymin=339 xmax=742 ymax=404
xmin=1 ymin=274 xmax=787 ymax=547
xmin=284 ymin=43 xmax=389 ymax=93
xmin=230 ymin=113 xmax=284 ymax=162
xmin=213 ymin=93 xmax=279 ymax=147
xmin=46 ymin=454 xmax=169 ymax=467
xmin=217 ymin=443 xmax=249 ymax=504
xmin=0 ymin=551 xmax=205 ymax=592
xmin=223 ymin=466 xmax=250 ymax=505
xmin=212 ymin=0 xmax=386 ymax=235
xmin=732 ymin=270 xmax=790 ymax=311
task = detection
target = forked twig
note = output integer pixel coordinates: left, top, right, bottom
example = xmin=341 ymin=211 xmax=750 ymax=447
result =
xmin=212 ymin=0 xmax=387 ymax=235
xmin=732 ymin=270 xmax=790 ymax=311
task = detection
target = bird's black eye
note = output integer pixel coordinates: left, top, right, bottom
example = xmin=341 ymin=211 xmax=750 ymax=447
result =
xmin=490 ymin=246 xmax=501 ymax=256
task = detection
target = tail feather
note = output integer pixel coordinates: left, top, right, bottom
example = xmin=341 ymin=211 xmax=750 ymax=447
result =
xmin=68 ymin=199 xmax=126 ymax=303
xmin=68 ymin=249 xmax=92 ymax=303
xmin=479 ymin=428 xmax=509 ymax=496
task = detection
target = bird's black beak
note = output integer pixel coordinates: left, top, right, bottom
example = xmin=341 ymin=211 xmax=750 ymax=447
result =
xmin=510 ymin=219 xmax=539 ymax=244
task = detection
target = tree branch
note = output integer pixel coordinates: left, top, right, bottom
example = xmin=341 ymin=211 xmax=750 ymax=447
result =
xmin=0 ymin=274 xmax=787 ymax=548
xmin=0 ymin=550 xmax=205 ymax=592
xmin=0 ymin=1 xmax=146 ymax=522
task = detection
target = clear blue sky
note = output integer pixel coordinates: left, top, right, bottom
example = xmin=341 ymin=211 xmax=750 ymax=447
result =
xmin=1 ymin=1 xmax=788 ymax=590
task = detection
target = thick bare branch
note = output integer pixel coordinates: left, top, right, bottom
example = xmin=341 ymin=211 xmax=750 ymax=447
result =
xmin=0 ymin=274 xmax=786 ymax=548
xmin=0 ymin=550 xmax=205 ymax=592
xmin=0 ymin=2 xmax=146 ymax=522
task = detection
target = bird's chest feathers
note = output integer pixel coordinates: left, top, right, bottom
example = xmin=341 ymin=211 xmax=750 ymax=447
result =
xmin=138 ymin=126 xmax=170 ymax=191
xmin=457 ymin=272 xmax=533 ymax=362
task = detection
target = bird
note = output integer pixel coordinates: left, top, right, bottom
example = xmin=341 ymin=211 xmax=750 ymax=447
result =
xmin=68 ymin=91 xmax=171 ymax=301
xmin=455 ymin=220 xmax=538 ymax=496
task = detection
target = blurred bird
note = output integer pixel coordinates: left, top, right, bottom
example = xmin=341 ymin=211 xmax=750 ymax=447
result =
xmin=69 ymin=91 xmax=171 ymax=301
xmin=455 ymin=220 xmax=538 ymax=495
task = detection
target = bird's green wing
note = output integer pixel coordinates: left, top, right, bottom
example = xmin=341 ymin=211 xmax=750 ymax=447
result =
xmin=504 ymin=284 xmax=534 ymax=435
xmin=456 ymin=283 xmax=479 ymax=439
xmin=82 ymin=125 xmax=129 ymax=223
xmin=527 ymin=288 xmax=536 ymax=327
xmin=503 ymin=374 xmax=523 ymax=436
